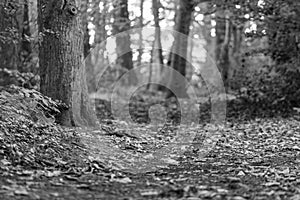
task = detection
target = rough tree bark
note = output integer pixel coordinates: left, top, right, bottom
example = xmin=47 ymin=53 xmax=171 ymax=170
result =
xmin=38 ymin=0 xmax=97 ymax=127
xmin=82 ymin=0 xmax=90 ymax=58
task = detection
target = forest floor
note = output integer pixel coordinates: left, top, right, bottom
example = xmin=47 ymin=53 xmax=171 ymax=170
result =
xmin=0 ymin=86 xmax=300 ymax=200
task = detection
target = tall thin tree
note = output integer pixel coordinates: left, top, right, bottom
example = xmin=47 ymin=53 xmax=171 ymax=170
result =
xmin=137 ymin=0 xmax=144 ymax=66
xmin=152 ymin=0 xmax=164 ymax=66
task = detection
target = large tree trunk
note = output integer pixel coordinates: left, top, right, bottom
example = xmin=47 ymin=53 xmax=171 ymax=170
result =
xmin=38 ymin=0 xmax=97 ymax=127
xmin=166 ymin=0 xmax=195 ymax=98
xmin=0 ymin=0 xmax=25 ymax=71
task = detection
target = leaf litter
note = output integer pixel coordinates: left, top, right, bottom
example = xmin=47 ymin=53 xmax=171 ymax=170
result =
xmin=0 ymin=87 xmax=300 ymax=199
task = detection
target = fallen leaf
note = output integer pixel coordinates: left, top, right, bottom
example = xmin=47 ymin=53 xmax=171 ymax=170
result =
xmin=237 ymin=171 xmax=246 ymax=176
xmin=265 ymin=182 xmax=280 ymax=187
xmin=140 ymin=189 xmax=159 ymax=196
xmin=112 ymin=177 xmax=132 ymax=184
xmin=14 ymin=188 xmax=29 ymax=196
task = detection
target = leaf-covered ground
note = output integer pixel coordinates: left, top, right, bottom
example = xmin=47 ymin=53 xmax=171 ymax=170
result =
xmin=0 ymin=86 xmax=300 ymax=200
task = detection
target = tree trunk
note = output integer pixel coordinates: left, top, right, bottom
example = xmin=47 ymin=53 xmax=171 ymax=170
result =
xmin=157 ymin=0 xmax=178 ymax=92
xmin=82 ymin=0 xmax=90 ymax=58
xmin=229 ymin=23 xmax=243 ymax=90
xmin=88 ymin=0 xmax=108 ymax=92
xmin=137 ymin=0 xmax=144 ymax=66
xmin=152 ymin=0 xmax=164 ymax=66
xmin=149 ymin=0 xmax=164 ymax=91
xmin=215 ymin=10 xmax=231 ymax=89
xmin=0 ymin=0 xmax=25 ymax=71
xmin=112 ymin=0 xmax=137 ymax=85
xmin=166 ymin=0 xmax=179 ymax=67
xmin=166 ymin=0 xmax=195 ymax=98
xmin=112 ymin=0 xmax=133 ymax=70
xmin=38 ymin=0 xmax=97 ymax=127
xmin=94 ymin=0 xmax=107 ymax=45
xmin=20 ymin=0 xmax=33 ymax=72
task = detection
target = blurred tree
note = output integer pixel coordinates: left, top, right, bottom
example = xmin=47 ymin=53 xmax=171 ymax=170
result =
xmin=87 ymin=0 xmax=109 ymax=92
xmin=112 ymin=0 xmax=137 ymax=85
xmin=20 ymin=0 xmax=33 ymax=72
xmin=93 ymin=0 xmax=108 ymax=45
xmin=166 ymin=0 xmax=195 ymax=98
xmin=152 ymin=0 xmax=164 ymax=66
xmin=264 ymin=0 xmax=300 ymax=65
xmin=229 ymin=22 xmax=243 ymax=90
xmin=0 ymin=0 xmax=25 ymax=71
xmin=112 ymin=0 xmax=132 ymax=69
xmin=157 ymin=0 xmax=178 ymax=92
xmin=38 ymin=0 xmax=97 ymax=127
xmin=137 ymin=0 xmax=144 ymax=66
xmin=215 ymin=10 xmax=230 ymax=89
xmin=164 ymin=0 xmax=216 ymax=97
xmin=149 ymin=0 xmax=164 ymax=91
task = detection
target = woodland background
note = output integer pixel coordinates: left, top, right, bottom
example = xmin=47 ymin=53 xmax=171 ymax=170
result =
xmin=0 ymin=0 xmax=300 ymax=199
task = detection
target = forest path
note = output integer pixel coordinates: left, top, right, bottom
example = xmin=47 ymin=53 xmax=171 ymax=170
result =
xmin=1 ymin=92 xmax=300 ymax=200
xmin=72 ymin=95 xmax=300 ymax=199
xmin=1 ymin=116 xmax=300 ymax=200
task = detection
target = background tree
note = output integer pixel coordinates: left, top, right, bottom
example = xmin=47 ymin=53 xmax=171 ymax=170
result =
xmin=137 ymin=0 xmax=144 ymax=66
xmin=166 ymin=0 xmax=195 ymax=98
xmin=152 ymin=0 xmax=164 ymax=67
xmin=157 ymin=0 xmax=178 ymax=92
xmin=0 ymin=0 xmax=25 ymax=70
xmin=20 ymin=0 xmax=33 ymax=72
xmin=215 ymin=9 xmax=230 ymax=89
xmin=112 ymin=0 xmax=133 ymax=70
xmin=112 ymin=0 xmax=137 ymax=85
xmin=148 ymin=0 xmax=164 ymax=90
xmin=38 ymin=0 xmax=97 ymax=127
